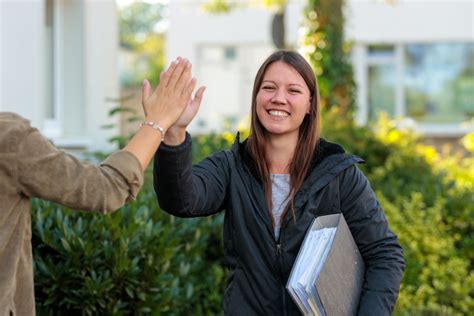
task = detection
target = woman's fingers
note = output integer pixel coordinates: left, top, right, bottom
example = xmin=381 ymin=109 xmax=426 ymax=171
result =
xmin=193 ymin=86 xmax=206 ymax=107
xmin=187 ymin=85 xmax=205 ymax=122
xmin=166 ymin=58 xmax=189 ymax=89
xmin=182 ymin=77 xmax=197 ymax=103
xmin=159 ymin=58 xmax=179 ymax=88
xmin=141 ymin=79 xmax=151 ymax=115
xmin=159 ymin=69 xmax=167 ymax=82
xmin=175 ymin=61 xmax=192 ymax=91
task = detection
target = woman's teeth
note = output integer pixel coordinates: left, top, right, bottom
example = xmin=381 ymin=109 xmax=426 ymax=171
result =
xmin=268 ymin=110 xmax=289 ymax=117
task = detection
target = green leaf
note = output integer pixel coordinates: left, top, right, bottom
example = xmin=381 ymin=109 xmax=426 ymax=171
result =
xmin=60 ymin=238 xmax=71 ymax=252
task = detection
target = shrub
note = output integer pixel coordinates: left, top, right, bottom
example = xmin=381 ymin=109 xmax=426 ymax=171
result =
xmin=381 ymin=193 xmax=474 ymax=315
xmin=33 ymin=133 xmax=235 ymax=315
xmin=33 ymin=184 xmax=226 ymax=315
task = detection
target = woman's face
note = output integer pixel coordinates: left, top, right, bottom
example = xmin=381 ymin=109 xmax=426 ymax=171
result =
xmin=256 ymin=61 xmax=311 ymax=138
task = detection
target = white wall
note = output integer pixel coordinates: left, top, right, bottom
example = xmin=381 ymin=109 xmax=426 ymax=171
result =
xmin=0 ymin=0 xmax=119 ymax=151
xmin=82 ymin=0 xmax=120 ymax=151
xmin=0 ymin=0 xmax=47 ymax=129
xmin=167 ymin=1 xmax=273 ymax=63
xmin=345 ymin=0 xmax=474 ymax=43
xmin=168 ymin=0 xmax=474 ymax=56
xmin=57 ymin=0 xmax=86 ymax=144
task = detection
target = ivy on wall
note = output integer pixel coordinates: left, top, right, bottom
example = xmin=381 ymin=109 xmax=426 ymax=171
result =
xmin=301 ymin=0 xmax=356 ymax=116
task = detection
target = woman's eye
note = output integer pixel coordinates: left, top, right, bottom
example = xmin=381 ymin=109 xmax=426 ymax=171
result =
xmin=262 ymin=86 xmax=275 ymax=91
xmin=289 ymin=89 xmax=301 ymax=94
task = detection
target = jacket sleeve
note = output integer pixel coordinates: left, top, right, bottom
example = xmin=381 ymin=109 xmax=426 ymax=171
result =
xmin=15 ymin=121 xmax=144 ymax=213
xmin=339 ymin=165 xmax=405 ymax=316
xmin=153 ymin=133 xmax=230 ymax=217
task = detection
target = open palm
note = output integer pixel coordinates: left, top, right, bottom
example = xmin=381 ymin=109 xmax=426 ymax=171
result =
xmin=172 ymin=86 xmax=206 ymax=129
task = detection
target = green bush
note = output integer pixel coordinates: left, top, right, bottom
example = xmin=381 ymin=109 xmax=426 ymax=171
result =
xmin=381 ymin=193 xmax=474 ymax=315
xmin=33 ymin=134 xmax=233 ymax=315
xmin=33 ymin=184 xmax=226 ymax=315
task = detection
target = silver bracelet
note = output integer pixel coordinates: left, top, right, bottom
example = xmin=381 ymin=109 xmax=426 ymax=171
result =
xmin=141 ymin=121 xmax=165 ymax=141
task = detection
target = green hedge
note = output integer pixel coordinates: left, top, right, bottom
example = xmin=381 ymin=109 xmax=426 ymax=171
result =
xmin=33 ymin=180 xmax=226 ymax=315
xmin=33 ymin=113 xmax=473 ymax=315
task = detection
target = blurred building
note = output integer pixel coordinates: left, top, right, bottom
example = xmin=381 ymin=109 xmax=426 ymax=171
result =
xmin=167 ymin=0 xmax=474 ymax=138
xmin=1 ymin=0 xmax=472 ymax=151
xmin=0 ymin=0 xmax=119 ymax=151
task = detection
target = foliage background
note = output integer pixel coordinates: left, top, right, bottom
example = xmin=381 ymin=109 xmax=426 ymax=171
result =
xmin=119 ymin=1 xmax=166 ymax=87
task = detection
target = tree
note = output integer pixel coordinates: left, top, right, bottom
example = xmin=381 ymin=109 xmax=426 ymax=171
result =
xmin=301 ymin=0 xmax=355 ymax=115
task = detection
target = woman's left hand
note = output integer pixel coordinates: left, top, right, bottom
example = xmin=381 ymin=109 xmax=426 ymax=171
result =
xmin=164 ymin=85 xmax=206 ymax=145
xmin=173 ymin=86 xmax=206 ymax=128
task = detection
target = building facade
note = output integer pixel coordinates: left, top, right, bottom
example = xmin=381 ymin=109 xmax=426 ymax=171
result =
xmin=0 ymin=0 xmax=119 ymax=151
xmin=167 ymin=0 xmax=474 ymax=137
xmin=1 ymin=0 xmax=471 ymax=149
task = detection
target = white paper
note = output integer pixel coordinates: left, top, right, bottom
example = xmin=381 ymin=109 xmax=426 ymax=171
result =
xmin=286 ymin=226 xmax=337 ymax=316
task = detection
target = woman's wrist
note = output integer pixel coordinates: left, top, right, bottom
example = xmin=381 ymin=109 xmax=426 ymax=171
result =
xmin=144 ymin=115 xmax=171 ymax=132
xmin=164 ymin=126 xmax=187 ymax=145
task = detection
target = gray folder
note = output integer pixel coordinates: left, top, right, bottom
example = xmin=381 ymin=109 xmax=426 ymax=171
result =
xmin=286 ymin=213 xmax=365 ymax=316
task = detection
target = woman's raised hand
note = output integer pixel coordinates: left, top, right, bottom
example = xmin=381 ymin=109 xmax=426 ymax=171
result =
xmin=141 ymin=57 xmax=197 ymax=133
xmin=169 ymin=85 xmax=205 ymax=129
xmin=163 ymin=78 xmax=206 ymax=145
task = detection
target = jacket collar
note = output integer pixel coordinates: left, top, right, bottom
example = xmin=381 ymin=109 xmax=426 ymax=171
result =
xmin=231 ymin=132 xmax=364 ymax=229
xmin=231 ymin=132 xmax=357 ymax=183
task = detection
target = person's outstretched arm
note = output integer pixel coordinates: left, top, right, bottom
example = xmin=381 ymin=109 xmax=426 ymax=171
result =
xmin=152 ymin=81 xmax=234 ymax=218
xmin=123 ymin=57 xmax=196 ymax=169
xmin=12 ymin=58 xmax=196 ymax=213
xmin=154 ymin=132 xmax=232 ymax=217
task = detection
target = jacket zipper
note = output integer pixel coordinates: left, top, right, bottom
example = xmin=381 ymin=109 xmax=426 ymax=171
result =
xmin=276 ymin=243 xmax=282 ymax=255
xmin=276 ymin=241 xmax=288 ymax=315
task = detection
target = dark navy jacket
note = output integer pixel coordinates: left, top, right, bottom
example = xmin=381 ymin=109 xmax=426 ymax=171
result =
xmin=153 ymin=133 xmax=405 ymax=315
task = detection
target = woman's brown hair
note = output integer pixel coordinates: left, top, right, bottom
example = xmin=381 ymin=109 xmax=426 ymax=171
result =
xmin=247 ymin=50 xmax=321 ymax=226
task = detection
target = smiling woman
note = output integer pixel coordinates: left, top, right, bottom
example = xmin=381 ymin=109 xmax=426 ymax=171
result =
xmin=256 ymin=61 xmax=311 ymax=138
xmin=153 ymin=50 xmax=405 ymax=316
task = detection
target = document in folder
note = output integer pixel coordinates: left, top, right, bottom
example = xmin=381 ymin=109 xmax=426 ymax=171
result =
xmin=286 ymin=213 xmax=365 ymax=316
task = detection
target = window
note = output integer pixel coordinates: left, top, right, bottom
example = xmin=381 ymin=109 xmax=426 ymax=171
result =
xmin=366 ymin=45 xmax=398 ymax=121
xmin=224 ymin=47 xmax=237 ymax=60
xmin=404 ymin=43 xmax=474 ymax=123
xmin=201 ymin=46 xmax=238 ymax=64
xmin=361 ymin=42 xmax=474 ymax=129
xmin=368 ymin=64 xmax=396 ymax=121
xmin=368 ymin=45 xmax=395 ymax=58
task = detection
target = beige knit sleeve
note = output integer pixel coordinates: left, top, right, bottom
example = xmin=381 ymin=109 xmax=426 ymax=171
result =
xmin=16 ymin=123 xmax=144 ymax=213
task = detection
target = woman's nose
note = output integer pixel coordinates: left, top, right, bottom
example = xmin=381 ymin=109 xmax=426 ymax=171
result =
xmin=270 ymin=89 xmax=286 ymax=104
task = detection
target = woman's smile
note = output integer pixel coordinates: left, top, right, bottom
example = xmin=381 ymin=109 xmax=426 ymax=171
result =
xmin=267 ymin=109 xmax=290 ymax=119
xmin=256 ymin=61 xmax=310 ymax=137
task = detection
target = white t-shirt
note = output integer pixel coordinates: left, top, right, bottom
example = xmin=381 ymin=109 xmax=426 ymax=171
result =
xmin=270 ymin=173 xmax=291 ymax=240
